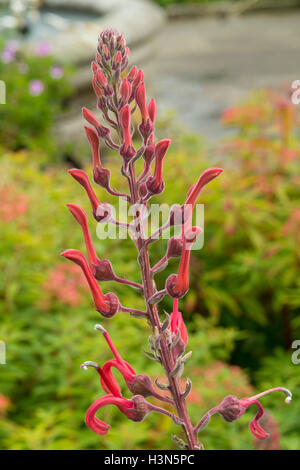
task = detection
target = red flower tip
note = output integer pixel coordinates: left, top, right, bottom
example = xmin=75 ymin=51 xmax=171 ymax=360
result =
xmin=84 ymin=126 xmax=102 ymax=171
xmin=135 ymin=82 xmax=148 ymax=122
xmin=166 ymin=226 xmax=201 ymax=298
xmin=85 ymin=395 xmax=136 ymax=436
xmin=67 ymin=169 xmax=101 ymax=220
xmin=113 ymin=51 xmax=122 ymax=69
xmin=120 ymin=77 xmax=132 ymax=104
xmin=170 ymin=299 xmax=188 ymax=345
xmin=82 ymin=107 xmax=101 ymax=130
xmin=92 ymin=75 xmax=102 ymax=98
xmin=91 ymin=61 xmax=99 ymax=73
xmin=169 ymin=299 xmax=188 ymax=359
xmin=60 ymin=249 xmax=115 ymax=316
xmin=148 ymin=98 xmax=157 ymax=123
xmin=66 ymin=203 xmax=99 ymax=269
xmin=155 ymin=139 xmax=170 ymax=164
xmin=127 ymin=65 xmax=137 ymax=82
xmin=102 ymin=44 xmax=110 ymax=60
xmin=186 ymin=167 xmax=224 ymax=207
xmin=96 ymin=69 xmax=108 ymax=88
xmin=132 ymin=69 xmax=143 ymax=92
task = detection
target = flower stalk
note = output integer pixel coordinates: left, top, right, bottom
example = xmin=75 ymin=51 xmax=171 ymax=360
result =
xmin=61 ymin=29 xmax=292 ymax=450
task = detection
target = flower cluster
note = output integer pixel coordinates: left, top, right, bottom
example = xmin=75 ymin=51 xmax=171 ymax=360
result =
xmin=62 ymin=29 xmax=292 ymax=449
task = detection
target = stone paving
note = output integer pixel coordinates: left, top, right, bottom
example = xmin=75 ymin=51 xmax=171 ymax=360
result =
xmin=152 ymin=12 xmax=300 ymax=138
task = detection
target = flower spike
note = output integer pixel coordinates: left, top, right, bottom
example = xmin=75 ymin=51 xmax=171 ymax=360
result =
xmin=62 ymin=29 xmax=291 ymax=448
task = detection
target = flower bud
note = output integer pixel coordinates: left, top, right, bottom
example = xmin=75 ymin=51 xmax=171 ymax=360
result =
xmin=93 ymin=259 xmax=116 ymax=282
xmin=148 ymin=98 xmax=157 ymax=123
xmin=217 ymin=395 xmax=244 ymax=422
xmin=96 ymin=69 xmax=108 ymax=88
xmin=130 ymin=395 xmax=150 ymax=422
xmin=120 ymin=77 xmax=132 ymax=104
xmin=127 ymin=65 xmax=137 ymax=82
xmin=167 ymin=236 xmax=183 ymax=259
xmin=128 ymin=374 xmax=157 ymax=398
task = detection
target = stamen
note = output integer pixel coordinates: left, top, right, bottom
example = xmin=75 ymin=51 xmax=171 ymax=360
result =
xmin=81 ymin=361 xmax=99 ymax=370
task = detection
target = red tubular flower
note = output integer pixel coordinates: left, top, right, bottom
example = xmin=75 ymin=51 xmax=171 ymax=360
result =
xmin=94 ymin=325 xmax=166 ymax=400
xmin=120 ymin=105 xmax=132 ymax=148
xmin=92 ymin=75 xmax=102 ymax=98
xmin=95 ymin=324 xmax=136 ymax=386
xmin=146 ymin=139 xmax=170 ymax=195
xmin=113 ymin=50 xmax=122 ymax=70
xmin=84 ymin=126 xmax=102 ymax=172
xmin=166 ymin=226 xmax=202 ymax=298
xmin=60 ymin=249 xmax=119 ymax=317
xmin=102 ymin=44 xmax=110 ymax=60
xmin=96 ymin=69 xmax=108 ymax=88
xmin=66 ymin=204 xmax=99 ymax=271
xmin=169 ymin=299 xmax=188 ymax=344
xmin=120 ymin=105 xmax=136 ymax=163
xmin=120 ymin=77 xmax=131 ymax=104
xmin=148 ymin=98 xmax=156 ymax=123
xmin=135 ymin=82 xmax=148 ymax=123
xmin=82 ymin=107 xmax=101 ymax=129
xmin=169 ymin=299 xmax=188 ymax=359
xmin=207 ymin=387 xmax=292 ymax=440
xmin=127 ymin=65 xmax=137 ymax=82
xmin=85 ymin=395 xmax=137 ymax=435
xmin=84 ymin=126 xmax=110 ymax=188
xmin=91 ymin=61 xmax=99 ymax=74
xmin=185 ymin=168 xmax=224 ymax=208
xmin=131 ymin=69 xmax=143 ymax=97
xmin=82 ymin=107 xmax=109 ymax=137
xmin=68 ymin=169 xmax=103 ymax=221
xmin=81 ymin=360 xmax=122 ymax=397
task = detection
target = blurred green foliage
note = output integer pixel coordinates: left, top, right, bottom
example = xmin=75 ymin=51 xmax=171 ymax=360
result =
xmin=0 ymin=87 xmax=299 ymax=449
xmin=0 ymin=39 xmax=74 ymax=160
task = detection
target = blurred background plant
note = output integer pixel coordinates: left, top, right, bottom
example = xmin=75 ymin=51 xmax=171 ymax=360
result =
xmin=0 ymin=38 xmax=74 ymax=160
